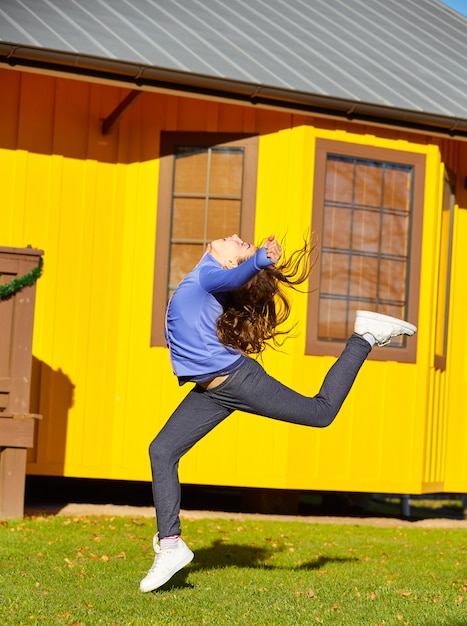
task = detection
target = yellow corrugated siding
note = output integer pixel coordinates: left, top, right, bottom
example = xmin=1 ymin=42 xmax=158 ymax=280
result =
xmin=252 ymin=126 xmax=434 ymax=493
xmin=417 ymin=148 xmax=445 ymax=492
xmin=444 ymin=170 xmax=467 ymax=492
xmin=1 ymin=68 xmax=465 ymax=493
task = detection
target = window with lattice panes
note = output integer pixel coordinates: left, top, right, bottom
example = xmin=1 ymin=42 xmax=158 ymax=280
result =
xmin=151 ymin=133 xmax=258 ymax=347
xmin=307 ymin=140 xmax=424 ymax=363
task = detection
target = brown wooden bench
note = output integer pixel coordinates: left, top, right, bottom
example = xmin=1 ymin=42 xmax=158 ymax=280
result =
xmin=0 ymin=247 xmax=43 ymax=519
xmin=0 ymin=412 xmax=41 ymax=518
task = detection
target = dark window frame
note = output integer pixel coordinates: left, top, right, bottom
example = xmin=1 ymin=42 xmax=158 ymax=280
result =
xmin=151 ymin=132 xmax=258 ymax=347
xmin=306 ymin=139 xmax=425 ymax=363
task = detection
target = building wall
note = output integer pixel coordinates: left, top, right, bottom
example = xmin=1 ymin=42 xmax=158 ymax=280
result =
xmin=443 ymin=141 xmax=467 ymax=492
xmin=1 ymin=67 xmax=466 ymax=494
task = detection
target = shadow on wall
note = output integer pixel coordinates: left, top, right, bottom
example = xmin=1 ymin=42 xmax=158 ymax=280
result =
xmin=27 ymin=357 xmax=75 ymax=475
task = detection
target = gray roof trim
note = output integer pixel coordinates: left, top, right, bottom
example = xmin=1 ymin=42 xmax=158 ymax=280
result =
xmin=2 ymin=40 xmax=467 ymax=139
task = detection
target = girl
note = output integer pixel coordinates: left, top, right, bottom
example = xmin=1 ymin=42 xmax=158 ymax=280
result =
xmin=140 ymin=234 xmax=416 ymax=592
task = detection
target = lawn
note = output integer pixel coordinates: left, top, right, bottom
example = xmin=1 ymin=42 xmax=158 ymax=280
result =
xmin=0 ymin=513 xmax=465 ymax=625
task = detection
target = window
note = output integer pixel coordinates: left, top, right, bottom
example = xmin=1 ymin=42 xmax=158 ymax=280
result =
xmin=151 ymin=133 xmax=258 ymax=346
xmin=307 ymin=140 xmax=424 ymax=362
xmin=434 ymin=166 xmax=455 ymax=370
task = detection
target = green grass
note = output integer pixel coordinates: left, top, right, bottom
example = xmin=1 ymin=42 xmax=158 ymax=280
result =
xmin=0 ymin=514 xmax=465 ymax=625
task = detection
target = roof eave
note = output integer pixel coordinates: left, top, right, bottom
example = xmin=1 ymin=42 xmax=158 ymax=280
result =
xmin=2 ymin=42 xmax=467 ymax=139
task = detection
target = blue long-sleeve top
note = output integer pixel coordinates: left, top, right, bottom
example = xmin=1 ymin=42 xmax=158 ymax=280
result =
xmin=165 ymin=246 xmax=274 ymax=384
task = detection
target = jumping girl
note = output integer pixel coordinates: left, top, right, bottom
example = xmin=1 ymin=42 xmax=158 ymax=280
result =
xmin=140 ymin=234 xmax=416 ymax=592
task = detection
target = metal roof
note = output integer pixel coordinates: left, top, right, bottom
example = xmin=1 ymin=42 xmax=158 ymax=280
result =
xmin=1 ymin=0 xmax=467 ymax=134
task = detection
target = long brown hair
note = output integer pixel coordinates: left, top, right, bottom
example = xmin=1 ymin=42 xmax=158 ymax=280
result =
xmin=216 ymin=236 xmax=317 ymax=354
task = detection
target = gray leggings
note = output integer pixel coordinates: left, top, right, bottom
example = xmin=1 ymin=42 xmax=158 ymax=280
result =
xmin=149 ymin=334 xmax=372 ymax=538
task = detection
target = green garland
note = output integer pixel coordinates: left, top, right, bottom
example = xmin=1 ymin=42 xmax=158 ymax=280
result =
xmin=0 ymin=256 xmax=44 ymax=300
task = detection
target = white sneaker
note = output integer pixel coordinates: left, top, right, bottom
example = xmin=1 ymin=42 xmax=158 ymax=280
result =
xmin=354 ymin=310 xmax=417 ymax=346
xmin=139 ymin=535 xmax=194 ymax=593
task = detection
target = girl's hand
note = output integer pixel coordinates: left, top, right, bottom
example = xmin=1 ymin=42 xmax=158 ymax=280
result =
xmin=264 ymin=235 xmax=281 ymax=263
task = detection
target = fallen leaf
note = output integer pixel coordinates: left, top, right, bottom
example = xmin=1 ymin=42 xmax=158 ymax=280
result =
xmin=113 ymin=551 xmax=126 ymax=559
xmin=307 ymin=588 xmax=315 ymax=598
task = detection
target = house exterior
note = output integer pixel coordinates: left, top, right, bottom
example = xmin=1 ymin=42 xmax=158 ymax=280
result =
xmin=1 ymin=0 xmax=466 ymax=496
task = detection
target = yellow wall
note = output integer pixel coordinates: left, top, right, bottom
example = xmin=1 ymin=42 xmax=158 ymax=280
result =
xmin=443 ymin=142 xmax=467 ymax=492
xmin=2 ymin=67 xmax=466 ymax=494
